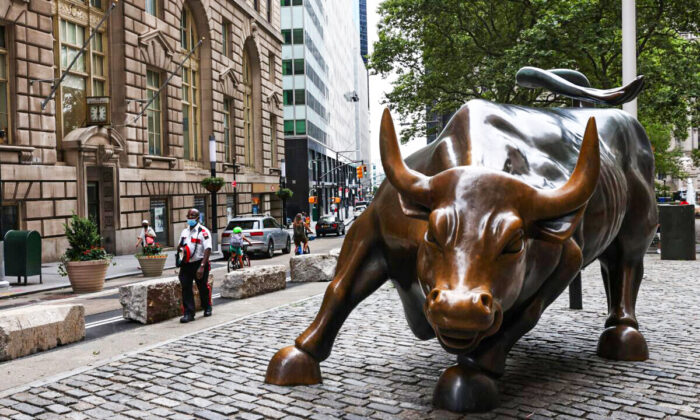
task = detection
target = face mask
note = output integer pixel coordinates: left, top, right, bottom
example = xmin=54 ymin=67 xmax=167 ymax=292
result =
xmin=187 ymin=219 xmax=197 ymax=227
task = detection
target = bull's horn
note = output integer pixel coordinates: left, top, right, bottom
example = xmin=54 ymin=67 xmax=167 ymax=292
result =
xmin=533 ymin=117 xmax=600 ymax=219
xmin=379 ymin=108 xmax=431 ymax=207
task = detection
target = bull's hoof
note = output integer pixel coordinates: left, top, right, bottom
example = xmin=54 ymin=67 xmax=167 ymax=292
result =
xmin=433 ymin=364 xmax=499 ymax=413
xmin=265 ymin=346 xmax=322 ymax=385
xmin=597 ymin=325 xmax=649 ymax=361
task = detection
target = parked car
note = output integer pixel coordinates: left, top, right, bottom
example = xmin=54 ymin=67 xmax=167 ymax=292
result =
xmin=316 ymin=215 xmax=345 ymax=237
xmin=221 ymin=216 xmax=291 ymax=260
xmin=353 ymin=205 xmax=366 ymax=218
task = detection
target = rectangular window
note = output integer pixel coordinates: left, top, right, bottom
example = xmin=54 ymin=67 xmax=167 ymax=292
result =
xmin=295 ymin=120 xmax=306 ymax=135
xmin=222 ymin=20 xmax=231 ymax=58
xmin=145 ymin=0 xmax=158 ymax=17
xmin=281 ymin=29 xmax=291 ymax=44
xmin=1 ymin=204 xmax=18 ymax=238
xmin=0 ymin=25 xmax=10 ymax=144
xmin=59 ymin=19 xmax=108 ymax=138
xmin=90 ymin=0 xmax=103 ymax=9
xmin=254 ymin=0 xmax=259 ymax=11
xmin=292 ymin=0 xmax=302 ymax=5
xmin=284 ymin=120 xmax=294 ymax=135
xmin=146 ymin=69 xmax=162 ymax=155
xmin=282 ymin=60 xmax=292 ymax=76
xmin=294 ymin=89 xmax=305 ymax=105
xmin=292 ymin=28 xmax=303 ymax=44
xmin=283 ymin=90 xmax=293 ymax=106
xmin=293 ymin=59 xmax=304 ymax=75
xmin=280 ymin=0 xmax=290 ymax=6
xmin=267 ymin=0 xmax=272 ymax=22
xmin=270 ymin=115 xmax=278 ymax=166
xmin=268 ymin=54 xmax=275 ymax=81
xmin=223 ymin=97 xmax=232 ymax=162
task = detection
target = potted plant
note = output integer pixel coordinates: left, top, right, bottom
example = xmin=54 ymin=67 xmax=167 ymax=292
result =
xmin=136 ymin=242 xmax=167 ymax=277
xmin=201 ymin=176 xmax=225 ymax=193
xmin=276 ymin=187 xmax=294 ymax=201
xmin=58 ymin=214 xmax=113 ymax=293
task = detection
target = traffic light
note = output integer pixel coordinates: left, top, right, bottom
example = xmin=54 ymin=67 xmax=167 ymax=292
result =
xmin=308 ymin=196 xmax=317 ymax=204
xmin=356 ymin=166 xmax=363 ymax=179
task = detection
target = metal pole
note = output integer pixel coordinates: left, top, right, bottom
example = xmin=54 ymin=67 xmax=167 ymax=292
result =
xmin=233 ymin=163 xmax=238 ymax=218
xmin=569 ymin=273 xmax=583 ymax=309
xmin=209 ymin=135 xmax=218 ymax=254
xmin=622 ymin=0 xmax=637 ymax=118
xmin=0 ymin=151 xmax=6 ymax=288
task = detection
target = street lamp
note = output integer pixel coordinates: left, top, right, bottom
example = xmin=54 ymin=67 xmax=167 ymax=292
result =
xmin=208 ymin=134 xmax=218 ymax=253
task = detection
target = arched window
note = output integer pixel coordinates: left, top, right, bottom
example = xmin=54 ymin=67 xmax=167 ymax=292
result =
xmin=180 ymin=6 xmax=200 ymax=161
xmin=243 ymin=49 xmax=254 ymax=167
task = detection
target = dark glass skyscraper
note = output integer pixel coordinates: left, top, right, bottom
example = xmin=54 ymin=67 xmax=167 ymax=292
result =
xmin=359 ymin=0 xmax=368 ymax=63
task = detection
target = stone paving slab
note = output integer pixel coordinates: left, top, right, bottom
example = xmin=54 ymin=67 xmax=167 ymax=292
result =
xmin=0 ymin=255 xmax=699 ymax=419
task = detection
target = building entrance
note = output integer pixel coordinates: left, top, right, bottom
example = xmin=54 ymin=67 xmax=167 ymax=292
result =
xmin=86 ymin=167 xmax=117 ymax=254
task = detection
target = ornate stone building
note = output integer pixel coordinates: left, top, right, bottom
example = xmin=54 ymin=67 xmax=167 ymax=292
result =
xmin=0 ymin=0 xmax=283 ymax=260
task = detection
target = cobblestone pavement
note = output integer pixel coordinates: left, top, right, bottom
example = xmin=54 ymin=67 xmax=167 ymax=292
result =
xmin=1 ymin=255 xmax=699 ymax=419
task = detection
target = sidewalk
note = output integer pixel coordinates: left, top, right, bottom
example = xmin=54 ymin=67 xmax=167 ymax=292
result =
xmin=0 ymin=250 xmax=221 ymax=300
xmin=0 ymin=214 xmax=356 ymax=299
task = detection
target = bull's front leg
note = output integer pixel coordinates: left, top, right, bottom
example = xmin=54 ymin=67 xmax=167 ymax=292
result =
xmin=265 ymin=217 xmax=388 ymax=385
xmin=434 ymin=239 xmax=582 ymax=413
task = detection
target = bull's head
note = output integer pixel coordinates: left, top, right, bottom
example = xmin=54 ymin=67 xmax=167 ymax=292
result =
xmin=380 ymin=109 xmax=599 ymax=354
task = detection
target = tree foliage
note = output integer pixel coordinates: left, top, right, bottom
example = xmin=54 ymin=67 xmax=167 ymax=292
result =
xmin=370 ymin=0 xmax=700 ymax=176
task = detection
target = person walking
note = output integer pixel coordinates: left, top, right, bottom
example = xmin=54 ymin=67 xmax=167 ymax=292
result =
xmin=135 ymin=220 xmax=156 ymax=250
xmin=293 ymin=213 xmax=312 ymax=254
xmin=177 ymin=209 xmax=213 ymax=323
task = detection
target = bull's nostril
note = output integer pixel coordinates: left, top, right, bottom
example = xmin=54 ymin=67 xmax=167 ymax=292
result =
xmin=480 ymin=293 xmax=492 ymax=310
xmin=428 ymin=289 xmax=440 ymax=303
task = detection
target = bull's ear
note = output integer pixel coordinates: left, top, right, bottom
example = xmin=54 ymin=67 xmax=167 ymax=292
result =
xmin=397 ymin=194 xmax=431 ymax=220
xmin=529 ymin=205 xmax=586 ymax=243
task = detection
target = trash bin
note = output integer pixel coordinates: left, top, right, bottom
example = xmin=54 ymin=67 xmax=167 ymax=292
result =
xmin=658 ymin=205 xmax=696 ymax=260
xmin=3 ymin=230 xmax=42 ymax=284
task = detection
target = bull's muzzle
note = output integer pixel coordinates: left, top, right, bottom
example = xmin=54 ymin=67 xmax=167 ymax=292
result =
xmin=425 ymin=288 xmax=503 ymax=353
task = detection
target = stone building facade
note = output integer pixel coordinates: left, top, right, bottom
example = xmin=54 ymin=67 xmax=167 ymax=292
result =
xmin=0 ymin=0 xmax=283 ymax=260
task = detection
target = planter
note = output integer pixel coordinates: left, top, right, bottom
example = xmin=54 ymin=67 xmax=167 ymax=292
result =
xmin=66 ymin=260 xmax=110 ymax=293
xmin=137 ymin=255 xmax=167 ymax=277
xmin=204 ymin=184 xmax=222 ymax=193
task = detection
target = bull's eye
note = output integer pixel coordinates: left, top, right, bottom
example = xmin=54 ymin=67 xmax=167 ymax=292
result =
xmin=425 ymin=230 xmax=440 ymax=247
xmin=503 ymin=233 xmax=524 ymax=254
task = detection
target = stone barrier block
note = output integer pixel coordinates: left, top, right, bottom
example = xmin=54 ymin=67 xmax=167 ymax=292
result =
xmin=290 ymin=253 xmax=338 ymax=283
xmin=119 ymin=275 xmax=213 ymax=324
xmin=0 ymin=304 xmax=85 ymax=361
xmin=329 ymin=248 xmax=341 ymax=258
xmin=221 ymin=264 xmax=287 ymax=299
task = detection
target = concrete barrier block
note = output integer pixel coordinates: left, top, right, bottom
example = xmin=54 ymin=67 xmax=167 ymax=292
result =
xmin=0 ymin=304 xmax=85 ymax=361
xmin=119 ymin=276 xmax=213 ymax=324
xmin=329 ymin=248 xmax=341 ymax=258
xmin=290 ymin=253 xmax=338 ymax=283
xmin=221 ymin=264 xmax=287 ymax=299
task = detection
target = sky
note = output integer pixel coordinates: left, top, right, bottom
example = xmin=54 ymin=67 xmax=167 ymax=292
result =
xmin=366 ymin=0 xmax=426 ymax=170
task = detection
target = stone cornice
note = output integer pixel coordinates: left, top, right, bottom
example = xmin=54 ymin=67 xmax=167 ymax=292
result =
xmin=231 ymin=0 xmax=284 ymax=43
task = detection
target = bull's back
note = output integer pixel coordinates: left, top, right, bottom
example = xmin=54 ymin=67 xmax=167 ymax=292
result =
xmin=390 ymin=99 xmax=655 ymax=261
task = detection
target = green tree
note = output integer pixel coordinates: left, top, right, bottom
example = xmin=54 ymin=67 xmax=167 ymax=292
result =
xmin=371 ymin=0 xmax=699 ymax=175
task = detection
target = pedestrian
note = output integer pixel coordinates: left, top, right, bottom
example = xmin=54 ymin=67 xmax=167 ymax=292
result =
xmin=177 ymin=208 xmax=213 ymax=323
xmin=293 ymin=213 xmax=312 ymax=254
xmin=135 ymin=220 xmax=156 ymax=250
xmin=230 ymin=226 xmax=252 ymax=269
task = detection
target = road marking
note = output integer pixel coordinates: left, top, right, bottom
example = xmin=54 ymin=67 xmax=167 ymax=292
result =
xmin=86 ymin=293 xmax=223 ymax=329
xmin=86 ymin=315 xmax=123 ymax=329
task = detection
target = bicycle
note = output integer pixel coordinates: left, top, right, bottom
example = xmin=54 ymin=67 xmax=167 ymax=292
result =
xmin=227 ymin=244 xmax=251 ymax=272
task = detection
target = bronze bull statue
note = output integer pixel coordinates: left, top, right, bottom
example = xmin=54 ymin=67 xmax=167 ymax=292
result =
xmin=265 ymin=68 xmax=657 ymax=413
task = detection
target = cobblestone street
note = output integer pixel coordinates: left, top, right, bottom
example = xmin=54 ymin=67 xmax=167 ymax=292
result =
xmin=1 ymin=255 xmax=699 ymax=419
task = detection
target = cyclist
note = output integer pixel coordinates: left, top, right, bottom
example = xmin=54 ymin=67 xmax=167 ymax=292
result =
xmin=293 ymin=213 xmax=313 ymax=254
xmin=230 ymin=227 xmax=252 ymax=269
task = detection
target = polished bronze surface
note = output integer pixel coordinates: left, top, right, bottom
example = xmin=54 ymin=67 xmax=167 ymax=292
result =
xmin=266 ymin=70 xmax=657 ymax=413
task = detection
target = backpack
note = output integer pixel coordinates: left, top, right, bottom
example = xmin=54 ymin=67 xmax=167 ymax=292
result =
xmin=230 ymin=233 xmax=243 ymax=247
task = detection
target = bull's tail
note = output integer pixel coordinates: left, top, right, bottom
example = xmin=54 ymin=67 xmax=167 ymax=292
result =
xmin=516 ymin=66 xmax=644 ymax=106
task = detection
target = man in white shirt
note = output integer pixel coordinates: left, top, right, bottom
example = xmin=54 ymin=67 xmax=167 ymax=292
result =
xmin=177 ymin=209 xmax=213 ymax=323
